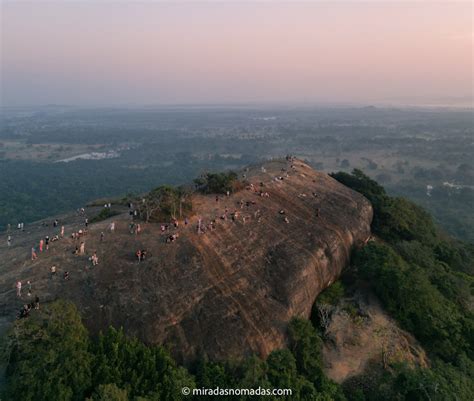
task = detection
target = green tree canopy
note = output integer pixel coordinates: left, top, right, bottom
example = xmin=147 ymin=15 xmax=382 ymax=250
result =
xmin=3 ymin=300 xmax=92 ymax=401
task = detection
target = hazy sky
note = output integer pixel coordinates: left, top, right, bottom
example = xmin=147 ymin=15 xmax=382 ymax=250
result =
xmin=1 ymin=1 xmax=472 ymax=107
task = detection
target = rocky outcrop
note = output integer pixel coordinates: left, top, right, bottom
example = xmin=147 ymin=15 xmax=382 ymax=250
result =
xmin=321 ymin=288 xmax=428 ymax=383
xmin=0 ymin=159 xmax=372 ymax=362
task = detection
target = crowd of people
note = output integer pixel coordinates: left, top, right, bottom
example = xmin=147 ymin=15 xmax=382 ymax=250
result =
xmin=8 ymin=157 xmax=319 ymax=322
xmin=11 ymin=208 xmax=107 ymax=320
xmin=18 ymin=296 xmax=40 ymax=319
xmin=15 ymin=278 xmax=40 ymax=319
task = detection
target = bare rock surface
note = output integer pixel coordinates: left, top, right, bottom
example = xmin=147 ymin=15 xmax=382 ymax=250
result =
xmin=0 ymin=159 xmax=372 ymax=361
xmin=321 ymin=289 xmax=429 ymax=383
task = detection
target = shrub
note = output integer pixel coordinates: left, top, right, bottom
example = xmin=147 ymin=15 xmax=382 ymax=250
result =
xmin=194 ymin=171 xmax=239 ymax=194
xmin=90 ymin=207 xmax=120 ymax=223
xmin=316 ymin=281 xmax=345 ymax=306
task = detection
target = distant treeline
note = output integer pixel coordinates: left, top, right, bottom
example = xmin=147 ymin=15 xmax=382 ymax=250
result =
xmin=0 ymin=154 xmax=255 ymax=230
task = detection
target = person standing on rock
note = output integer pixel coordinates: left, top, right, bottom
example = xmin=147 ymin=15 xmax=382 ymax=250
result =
xmin=60 ymin=225 xmax=65 ymax=238
xmin=31 ymin=247 xmax=37 ymax=260
xmin=110 ymin=222 xmax=115 ymax=232
xmin=45 ymin=236 xmax=50 ymax=251
xmin=16 ymin=281 xmax=22 ymax=297
xmin=100 ymin=231 xmax=105 ymax=242
xmin=79 ymin=242 xmax=85 ymax=255
xmin=39 ymin=239 xmax=44 ymax=253
xmin=85 ymin=218 xmax=88 ymax=228
xmin=91 ymin=252 xmax=99 ymax=266
xmin=7 ymin=235 xmax=12 ymax=247
xmin=34 ymin=296 xmax=40 ymax=310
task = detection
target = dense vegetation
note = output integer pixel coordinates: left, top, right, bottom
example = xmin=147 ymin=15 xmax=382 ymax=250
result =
xmin=392 ymin=181 xmax=474 ymax=243
xmin=1 ymin=303 xmax=343 ymax=400
xmin=137 ymin=185 xmax=193 ymax=222
xmin=194 ymin=171 xmax=241 ymax=194
xmin=332 ymin=169 xmax=474 ymax=400
xmin=90 ymin=207 xmax=121 ymax=223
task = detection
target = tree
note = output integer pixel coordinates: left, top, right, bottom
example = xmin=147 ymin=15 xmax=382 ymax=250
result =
xmin=137 ymin=188 xmax=166 ymax=223
xmin=90 ymin=327 xmax=195 ymax=400
xmin=267 ymin=349 xmax=299 ymax=397
xmin=238 ymin=355 xmax=272 ymax=393
xmin=288 ymin=319 xmax=324 ymax=383
xmin=136 ymin=186 xmax=192 ymax=222
xmin=288 ymin=319 xmax=345 ymax=400
xmin=331 ymin=169 xmax=437 ymax=244
xmin=3 ymin=300 xmax=92 ymax=401
xmin=86 ymin=384 xmax=129 ymax=401
xmin=194 ymin=171 xmax=239 ymax=194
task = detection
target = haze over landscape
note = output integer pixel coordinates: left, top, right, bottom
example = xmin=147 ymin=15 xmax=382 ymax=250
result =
xmin=2 ymin=1 xmax=473 ymax=107
xmin=1 ymin=1 xmax=474 ymax=401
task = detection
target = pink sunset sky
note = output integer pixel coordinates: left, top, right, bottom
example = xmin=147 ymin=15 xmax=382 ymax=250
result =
xmin=1 ymin=1 xmax=472 ymax=107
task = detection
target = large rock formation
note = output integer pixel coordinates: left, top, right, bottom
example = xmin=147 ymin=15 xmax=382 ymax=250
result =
xmin=0 ymin=159 xmax=372 ymax=361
